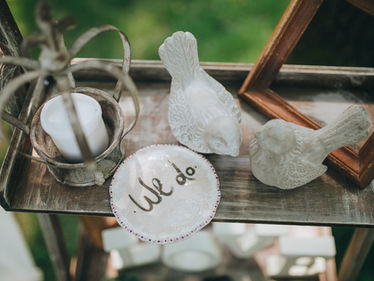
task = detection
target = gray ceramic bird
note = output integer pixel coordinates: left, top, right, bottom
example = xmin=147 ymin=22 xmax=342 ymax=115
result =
xmin=159 ymin=31 xmax=242 ymax=156
xmin=250 ymin=105 xmax=371 ymax=189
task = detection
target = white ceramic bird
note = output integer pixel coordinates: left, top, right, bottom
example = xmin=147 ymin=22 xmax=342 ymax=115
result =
xmin=250 ymin=105 xmax=371 ymax=189
xmin=159 ymin=31 xmax=242 ymax=156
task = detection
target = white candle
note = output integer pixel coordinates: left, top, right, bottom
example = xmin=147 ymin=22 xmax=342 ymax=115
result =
xmin=40 ymin=93 xmax=109 ymax=162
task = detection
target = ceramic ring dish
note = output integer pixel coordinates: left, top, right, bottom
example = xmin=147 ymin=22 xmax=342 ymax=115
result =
xmin=110 ymin=144 xmax=220 ymax=244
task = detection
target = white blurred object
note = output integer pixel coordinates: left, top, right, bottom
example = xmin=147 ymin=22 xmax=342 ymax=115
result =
xmin=267 ymin=255 xmax=326 ymax=278
xmin=212 ymin=222 xmax=247 ymax=236
xmin=213 ymin=223 xmax=289 ymax=258
xmin=0 ymin=209 xmax=42 ymax=281
xmin=162 ymin=231 xmax=222 ymax=272
xmin=102 ymin=227 xmax=138 ymax=252
xmin=254 ymin=224 xmax=290 ymax=237
xmin=102 ymin=227 xmax=160 ymax=269
xmin=111 ymin=243 xmax=160 ymax=269
xmin=279 ymin=236 xmax=336 ymax=258
xmin=267 ymin=236 xmax=336 ymax=278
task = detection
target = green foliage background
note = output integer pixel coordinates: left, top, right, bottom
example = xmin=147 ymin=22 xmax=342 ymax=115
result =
xmin=7 ymin=0 xmax=289 ymax=62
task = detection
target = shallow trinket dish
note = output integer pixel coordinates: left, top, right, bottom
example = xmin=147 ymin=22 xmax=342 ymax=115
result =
xmin=110 ymin=145 xmax=220 ymax=244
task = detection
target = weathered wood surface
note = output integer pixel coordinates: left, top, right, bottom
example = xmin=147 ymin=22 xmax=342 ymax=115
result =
xmin=74 ymin=59 xmax=374 ymax=89
xmin=3 ymin=69 xmax=374 ymax=227
xmin=359 ymin=133 xmax=374 ymax=186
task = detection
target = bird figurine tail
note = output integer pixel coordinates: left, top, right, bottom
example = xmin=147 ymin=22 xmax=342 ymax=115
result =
xmin=158 ymin=31 xmax=200 ymax=86
xmin=317 ymin=105 xmax=371 ymax=155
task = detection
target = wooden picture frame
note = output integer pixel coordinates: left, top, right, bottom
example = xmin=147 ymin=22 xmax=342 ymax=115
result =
xmin=239 ymin=0 xmax=374 ymax=188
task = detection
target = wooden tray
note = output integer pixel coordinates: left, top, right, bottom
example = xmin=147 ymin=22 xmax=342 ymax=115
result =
xmin=0 ymin=59 xmax=373 ymax=228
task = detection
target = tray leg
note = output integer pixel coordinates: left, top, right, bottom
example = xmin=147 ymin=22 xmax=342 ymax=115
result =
xmin=80 ymin=216 xmax=118 ymax=249
xmin=37 ymin=214 xmax=71 ymax=281
xmin=338 ymin=228 xmax=374 ymax=281
xmin=74 ymin=225 xmax=109 ymax=281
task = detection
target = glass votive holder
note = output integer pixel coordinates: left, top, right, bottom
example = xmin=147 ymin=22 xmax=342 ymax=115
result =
xmin=40 ymin=93 xmax=109 ymax=162
xmin=30 ymin=87 xmax=128 ymax=186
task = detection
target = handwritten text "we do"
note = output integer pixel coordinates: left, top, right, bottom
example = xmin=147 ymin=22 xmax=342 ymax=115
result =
xmin=129 ymin=160 xmax=197 ymax=212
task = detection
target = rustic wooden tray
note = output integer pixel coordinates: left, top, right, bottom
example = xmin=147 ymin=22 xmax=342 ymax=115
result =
xmin=0 ymin=59 xmax=373 ymax=228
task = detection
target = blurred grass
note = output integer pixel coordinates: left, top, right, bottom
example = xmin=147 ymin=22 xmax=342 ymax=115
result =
xmin=14 ymin=213 xmax=79 ymax=281
xmin=7 ymin=0 xmax=289 ymax=62
xmin=1 ymin=0 xmax=374 ymax=281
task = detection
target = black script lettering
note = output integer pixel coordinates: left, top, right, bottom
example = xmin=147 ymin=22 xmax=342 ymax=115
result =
xmin=186 ymin=166 xmax=196 ymax=176
xmin=152 ymin=178 xmax=173 ymax=196
xmin=168 ymin=160 xmax=196 ymax=185
xmin=129 ymin=194 xmax=158 ymax=212
xmin=128 ymin=177 xmax=162 ymax=212
xmin=129 ymin=162 xmax=197 ymax=213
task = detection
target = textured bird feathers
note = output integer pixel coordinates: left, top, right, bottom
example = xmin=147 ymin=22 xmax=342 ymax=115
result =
xmin=250 ymin=105 xmax=371 ymax=189
xmin=168 ymin=69 xmax=240 ymax=153
xmin=317 ymin=105 xmax=371 ymax=153
xmin=250 ymin=125 xmax=327 ymax=189
xmin=159 ymin=31 xmax=200 ymax=86
xmin=159 ymin=31 xmax=241 ymax=154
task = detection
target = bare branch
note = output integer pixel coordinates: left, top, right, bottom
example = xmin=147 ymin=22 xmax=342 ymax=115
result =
xmin=69 ymin=25 xmax=131 ymax=101
xmin=0 ymin=56 xmax=40 ymax=70
xmin=0 ymin=70 xmax=42 ymax=141
xmin=68 ymin=60 xmax=139 ymax=137
xmin=56 ymin=16 xmax=76 ymax=33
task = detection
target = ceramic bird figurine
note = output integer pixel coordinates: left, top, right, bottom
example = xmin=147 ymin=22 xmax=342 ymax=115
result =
xmin=250 ymin=105 xmax=371 ymax=189
xmin=159 ymin=31 xmax=242 ymax=156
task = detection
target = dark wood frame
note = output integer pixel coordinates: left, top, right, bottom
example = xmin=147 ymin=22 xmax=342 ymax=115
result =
xmin=239 ymin=0 xmax=374 ymax=188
